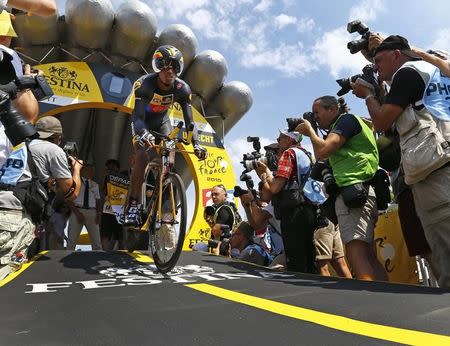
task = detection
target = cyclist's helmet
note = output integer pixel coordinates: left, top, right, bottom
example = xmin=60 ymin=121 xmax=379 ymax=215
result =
xmin=151 ymin=45 xmax=184 ymax=76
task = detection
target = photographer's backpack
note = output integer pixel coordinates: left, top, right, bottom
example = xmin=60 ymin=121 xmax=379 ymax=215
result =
xmin=292 ymin=147 xmax=327 ymax=205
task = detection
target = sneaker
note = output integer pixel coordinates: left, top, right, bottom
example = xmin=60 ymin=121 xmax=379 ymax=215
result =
xmin=123 ymin=201 xmax=142 ymax=227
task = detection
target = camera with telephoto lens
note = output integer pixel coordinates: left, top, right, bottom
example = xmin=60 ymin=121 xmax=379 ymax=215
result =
xmin=286 ymin=112 xmax=319 ymax=134
xmin=241 ymin=136 xmax=268 ymax=172
xmin=207 ymin=225 xmax=232 ymax=255
xmin=346 ymin=20 xmax=372 ymax=54
xmin=336 ymin=64 xmax=379 ymax=97
xmin=0 ymin=49 xmax=54 ymax=146
xmin=310 ymin=159 xmax=339 ymax=196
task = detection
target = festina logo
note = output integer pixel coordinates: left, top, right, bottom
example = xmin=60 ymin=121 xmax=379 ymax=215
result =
xmin=45 ymin=66 xmax=90 ymax=92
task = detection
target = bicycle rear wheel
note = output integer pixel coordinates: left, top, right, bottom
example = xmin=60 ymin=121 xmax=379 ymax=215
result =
xmin=149 ymin=171 xmax=187 ymax=273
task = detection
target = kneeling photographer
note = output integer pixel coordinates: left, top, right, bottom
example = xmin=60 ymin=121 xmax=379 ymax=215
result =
xmin=0 ymin=115 xmax=82 ymax=279
xmin=192 ymin=184 xmax=241 ymax=256
xmin=296 ymin=96 xmax=387 ymax=281
xmin=229 ymin=221 xmax=272 ymax=267
xmin=256 ymin=128 xmax=317 ymax=274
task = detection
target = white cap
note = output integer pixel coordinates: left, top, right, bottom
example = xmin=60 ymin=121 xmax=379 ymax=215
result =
xmin=279 ymin=128 xmax=302 ymax=142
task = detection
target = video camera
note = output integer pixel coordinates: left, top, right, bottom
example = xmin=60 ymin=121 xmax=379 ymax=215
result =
xmin=346 ymin=20 xmax=372 ymax=54
xmin=0 ymin=49 xmax=54 ymax=146
xmin=336 ymin=64 xmax=379 ymax=97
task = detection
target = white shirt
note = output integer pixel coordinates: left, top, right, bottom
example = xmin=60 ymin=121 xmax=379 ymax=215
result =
xmin=74 ymin=178 xmax=100 ymax=209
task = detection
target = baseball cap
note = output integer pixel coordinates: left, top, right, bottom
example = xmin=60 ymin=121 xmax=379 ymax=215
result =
xmin=374 ymin=35 xmax=421 ymax=60
xmin=263 ymin=142 xmax=279 ymax=151
xmin=35 ymin=116 xmax=63 ymax=138
xmin=0 ymin=11 xmax=17 ymax=38
xmin=278 ymin=128 xmax=302 ymax=143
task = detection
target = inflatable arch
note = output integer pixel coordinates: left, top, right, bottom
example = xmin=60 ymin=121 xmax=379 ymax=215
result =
xmin=10 ymin=0 xmax=253 ymax=249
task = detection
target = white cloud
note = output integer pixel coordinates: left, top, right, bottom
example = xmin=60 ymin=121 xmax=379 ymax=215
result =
xmin=256 ymin=80 xmax=275 ymax=88
xmin=186 ymin=9 xmax=234 ymax=42
xmin=150 ymin=0 xmax=210 ymax=19
xmin=274 ymin=14 xmax=297 ymax=30
xmin=429 ymin=28 xmax=450 ymax=52
xmin=296 ymin=18 xmax=315 ymax=33
xmin=254 ymin=0 xmax=273 ymax=12
xmin=348 ymin=0 xmax=386 ymax=23
xmin=311 ymin=27 xmax=368 ymax=78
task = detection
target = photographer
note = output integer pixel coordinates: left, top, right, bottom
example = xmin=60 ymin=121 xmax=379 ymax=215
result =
xmin=296 ymin=96 xmax=387 ymax=281
xmin=256 ymin=129 xmax=317 ymax=273
xmin=229 ymin=221 xmax=272 ymax=266
xmin=0 ymin=115 xmax=82 ymax=280
xmin=351 ymin=35 xmax=450 ymax=287
xmin=0 ymin=11 xmax=39 ymax=167
xmin=192 ymin=184 xmax=241 ymax=255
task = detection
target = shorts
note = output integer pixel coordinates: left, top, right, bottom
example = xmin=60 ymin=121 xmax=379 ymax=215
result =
xmin=100 ymin=213 xmax=123 ymax=240
xmin=335 ymin=185 xmax=378 ymax=245
xmin=313 ymin=222 xmax=345 ymax=261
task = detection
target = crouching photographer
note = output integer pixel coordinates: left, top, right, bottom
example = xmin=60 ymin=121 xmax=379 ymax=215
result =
xmin=256 ymin=128 xmax=317 ymax=273
xmin=229 ymin=221 xmax=272 ymax=266
xmin=296 ymin=96 xmax=387 ymax=281
xmin=0 ymin=115 xmax=82 ymax=280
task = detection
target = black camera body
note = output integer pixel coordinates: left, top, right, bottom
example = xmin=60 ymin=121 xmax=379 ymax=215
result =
xmin=0 ymin=51 xmax=54 ymax=146
xmin=347 ymin=20 xmax=371 ymax=54
xmin=310 ymin=160 xmax=338 ymax=196
xmin=286 ymin=112 xmax=319 ymax=134
xmin=62 ymin=141 xmax=79 ymax=158
xmin=336 ymin=64 xmax=379 ymax=97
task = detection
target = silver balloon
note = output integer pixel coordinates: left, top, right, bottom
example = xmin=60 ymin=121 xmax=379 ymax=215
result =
xmin=206 ymin=81 xmax=253 ymax=136
xmin=183 ymin=50 xmax=228 ymax=107
xmin=111 ymin=0 xmax=157 ymax=61
xmin=156 ymin=24 xmax=198 ymax=70
xmin=65 ymin=0 xmax=114 ymax=49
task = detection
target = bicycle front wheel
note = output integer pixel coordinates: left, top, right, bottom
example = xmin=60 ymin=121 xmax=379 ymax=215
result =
xmin=149 ymin=171 xmax=187 ymax=273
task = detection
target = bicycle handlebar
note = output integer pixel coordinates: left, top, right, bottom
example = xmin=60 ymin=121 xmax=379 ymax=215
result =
xmin=148 ymin=121 xmax=194 ymax=146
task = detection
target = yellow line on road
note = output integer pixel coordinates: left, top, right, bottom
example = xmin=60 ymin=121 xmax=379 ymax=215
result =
xmin=0 ymin=251 xmax=47 ymax=288
xmin=125 ymin=251 xmax=154 ymax=263
xmin=186 ymin=283 xmax=450 ymax=345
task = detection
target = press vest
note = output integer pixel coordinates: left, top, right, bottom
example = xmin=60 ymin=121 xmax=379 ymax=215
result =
xmin=329 ymin=114 xmax=378 ymax=187
xmin=393 ymin=61 xmax=450 ymax=184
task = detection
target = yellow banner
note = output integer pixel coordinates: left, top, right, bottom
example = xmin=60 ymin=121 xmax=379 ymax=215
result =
xmin=374 ymin=208 xmax=419 ymax=284
xmin=38 ymin=62 xmax=104 ymax=107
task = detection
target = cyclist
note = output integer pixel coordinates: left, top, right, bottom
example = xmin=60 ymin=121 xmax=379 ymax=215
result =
xmin=124 ymin=45 xmax=207 ymax=226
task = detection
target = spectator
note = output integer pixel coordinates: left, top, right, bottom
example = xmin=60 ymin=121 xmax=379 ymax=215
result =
xmin=297 ymin=96 xmax=387 ymax=281
xmin=0 ymin=116 xmax=82 ymax=279
xmin=351 ymin=35 xmax=450 ymax=287
xmin=46 ymin=200 xmax=70 ymax=250
xmin=256 ymin=129 xmax=317 ymax=273
xmin=229 ymin=221 xmax=272 ymax=266
xmin=100 ymin=159 xmax=124 ymax=250
xmin=66 ymin=163 xmax=102 ymax=250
